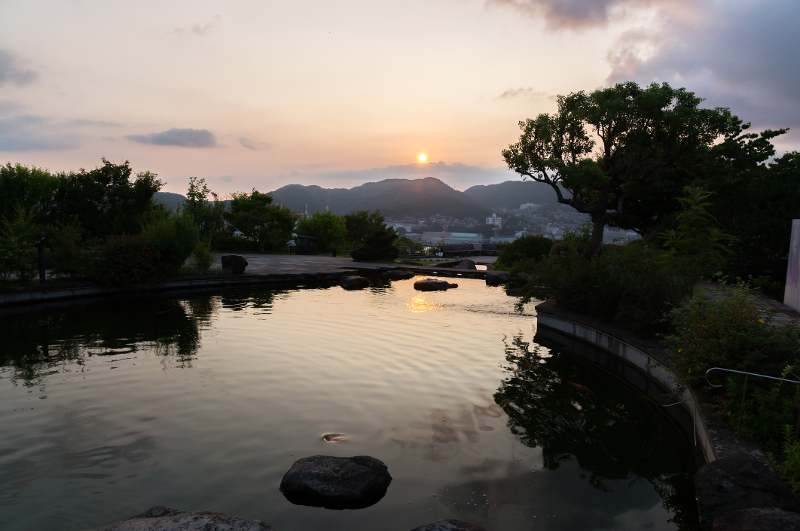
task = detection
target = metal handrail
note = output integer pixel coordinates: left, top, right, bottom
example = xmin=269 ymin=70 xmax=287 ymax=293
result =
xmin=705 ymin=367 xmax=800 ymax=388
xmin=705 ymin=367 xmax=800 ymax=437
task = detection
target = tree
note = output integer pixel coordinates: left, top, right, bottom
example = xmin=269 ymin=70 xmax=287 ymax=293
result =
xmin=182 ymin=177 xmax=225 ymax=241
xmin=344 ymin=210 xmax=388 ymax=246
xmin=0 ymin=163 xmax=58 ymax=224
xmin=296 ymin=211 xmax=347 ymax=252
xmin=223 ymin=189 xmax=296 ymax=251
xmin=52 ymin=158 xmax=162 ymax=236
xmin=502 ymin=82 xmax=738 ymax=254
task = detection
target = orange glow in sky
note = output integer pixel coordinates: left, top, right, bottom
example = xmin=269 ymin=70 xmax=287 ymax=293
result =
xmin=418 ymin=153 xmax=427 ymax=163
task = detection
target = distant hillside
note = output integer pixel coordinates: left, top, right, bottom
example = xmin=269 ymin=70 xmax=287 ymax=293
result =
xmin=153 ymin=191 xmax=186 ymax=211
xmin=269 ymin=177 xmax=487 ymax=218
xmin=464 ymin=180 xmax=560 ymax=210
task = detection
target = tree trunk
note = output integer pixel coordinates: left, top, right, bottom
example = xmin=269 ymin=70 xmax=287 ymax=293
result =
xmin=589 ymin=215 xmax=605 ymax=255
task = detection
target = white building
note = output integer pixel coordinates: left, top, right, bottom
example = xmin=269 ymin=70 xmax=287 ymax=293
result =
xmin=486 ymin=212 xmax=502 ymax=228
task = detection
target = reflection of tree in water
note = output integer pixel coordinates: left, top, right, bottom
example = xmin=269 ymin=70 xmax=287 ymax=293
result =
xmin=0 ymin=295 xmax=223 ymax=387
xmin=493 ymin=333 xmax=698 ymax=529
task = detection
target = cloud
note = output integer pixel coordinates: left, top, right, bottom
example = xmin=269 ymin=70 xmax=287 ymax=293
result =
xmin=0 ymin=115 xmax=80 ymax=151
xmin=485 ymin=0 xmax=694 ymax=31
xmin=496 ymin=87 xmax=550 ymax=100
xmin=219 ymin=175 xmax=234 ymax=182
xmin=0 ymin=49 xmax=38 ymax=86
xmin=606 ymin=0 xmax=800 ymax=144
xmin=67 ymin=119 xmax=122 ymax=128
xmin=125 ymin=128 xmax=217 ymax=148
xmin=238 ymin=137 xmax=271 ymax=150
xmin=174 ymin=15 xmax=221 ymax=37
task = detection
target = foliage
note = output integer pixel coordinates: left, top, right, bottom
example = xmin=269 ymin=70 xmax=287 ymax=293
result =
xmin=52 ymin=158 xmax=162 ymax=236
xmin=48 ymin=222 xmax=89 ymax=278
xmin=223 ymin=190 xmax=296 ymax=251
xmin=182 ymin=177 xmax=226 ymax=241
xmin=344 ymin=210 xmax=387 ymax=245
xmin=296 ymin=211 xmax=347 ymax=252
xmin=768 ymin=424 xmax=800 ymax=493
xmin=562 ymin=221 xmax=592 ymax=245
xmin=0 ymin=163 xmax=58 ymax=224
xmin=91 ymin=235 xmax=162 ymax=285
xmin=189 ymin=240 xmax=215 ymax=271
xmin=495 ymin=234 xmax=553 ymax=271
xmin=658 ymin=186 xmax=731 ymax=278
xmin=519 ymin=242 xmax=696 ymax=337
xmin=211 ymin=233 xmax=255 ymax=253
xmin=350 ymin=224 xmax=399 ymax=262
xmin=502 ymin=81 xmax=738 ymax=253
xmin=142 ymin=214 xmax=200 ymax=275
xmin=0 ymin=206 xmax=40 ymax=285
xmin=662 ymin=283 xmax=800 ymax=388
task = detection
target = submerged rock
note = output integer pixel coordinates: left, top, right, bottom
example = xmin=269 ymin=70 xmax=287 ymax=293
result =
xmin=408 ymin=520 xmax=488 ymax=531
xmin=279 ymin=455 xmax=392 ymax=509
xmin=221 ymin=255 xmax=248 ymax=274
xmin=485 ymin=271 xmax=507 ymax=286
xmin=414 ymin=279 xmax=458 ymax=291
xmin=713 ymin=507 xmax=800 ymax=530
xmin=98 ymin=506 xmax=274 ymax=530
xmin=340 ymin=275 xmax=370 ymax=290
xmin=695 ymin=453 xmax=800 ymax=530
xmin=382 ymin=269 xmax=416 ymax=280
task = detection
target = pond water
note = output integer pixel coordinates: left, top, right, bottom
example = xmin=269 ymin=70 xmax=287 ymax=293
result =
xmin=0 ymin=277 xmax=698 ymax=530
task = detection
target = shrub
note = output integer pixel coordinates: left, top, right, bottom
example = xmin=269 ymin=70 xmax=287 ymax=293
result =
xmin=495 ymin=234 xmax=554 ymax=271
xmin=212 ymin=233 xmax=256 ymax=253
xmin=142 ymin=214 xmax=199 ymax=275
xmin=296 ymin=211 xmax=347 ymax=252
xmin=48 ymin=222 xmax=89 ymax=278
xmin=662 ymin=283 xmax=800 ymax=387
xmin=189 ymin=240 xmax=215 ymax=270
xmin=0 ymin=206 xmax=39 ymax=285
xmin=351 ymin=226 xmax=399 ymax=262
xmin=769 ymin=424 xmax=800 ymax=492
xmin=519 ymin=242 xmax=696 ymax=337
xmin=92 ymin=235 xmax=162 ymax=285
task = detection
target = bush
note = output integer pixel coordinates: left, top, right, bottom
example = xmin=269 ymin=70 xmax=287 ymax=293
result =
xmin=520 ymin=242 xmax=696 ymax=337
xmin=495 ymin=234 xmax=554 ymax=271
xmin=351 ymin=226 xmax=399 ymax=262
xmin=0 ymin=206 xmax=39 ymax=285
xmin=142 ymin=214 xmax=199 ymax=275
xmin=769 ymin=424 xmax=800 ymax=492
xmin=662 ymin=283 xmax=800 ymax=387
xmin=48 ymin=222 xmax=89 ymax=278
xmin=189 ymin=240 xmax=215 ymax=270
xmin=296 ymin=211 xmax=347 ymax=252
xmin=212 ymin=233 xmax=256 ymax=253
xmin=92 ymin=235 xmax=162 ymax=285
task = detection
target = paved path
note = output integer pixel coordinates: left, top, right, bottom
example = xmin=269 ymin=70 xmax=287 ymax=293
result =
xmin=211 ymin=253 xmax=497 ymax=275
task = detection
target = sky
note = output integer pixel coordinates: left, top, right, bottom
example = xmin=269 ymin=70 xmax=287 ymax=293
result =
xmin=1 ymin=0 xmax=798 ymax=196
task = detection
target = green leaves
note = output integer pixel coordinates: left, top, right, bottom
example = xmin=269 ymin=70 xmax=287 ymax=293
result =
xmin=223 ymin=190 xmax=296 ymax=251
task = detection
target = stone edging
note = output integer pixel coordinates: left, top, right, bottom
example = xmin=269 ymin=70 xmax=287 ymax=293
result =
xmin=535 ymin=300 xmax=717 ymax=464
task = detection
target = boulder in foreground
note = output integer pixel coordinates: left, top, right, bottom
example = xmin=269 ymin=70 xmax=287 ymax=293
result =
xmin=220 ymin=255 xmax=248 ymax=274
xmin=409 ymin=520 xmax=488 ymax=531
xmin=713 ymin=507 xmax=800 ymax=530
xmin=414 ymin=279 xmax=458 ymax=291
xmin=340 ymin=275 xmax=370 ymax=290
xmin=485 ymin=272 xmax=507 ymax=286
xmin=98 ymin=506 xmax=274 ymax=530
xmin=455 ymin=259 xmax=476 ymax=270
xmin=695 ymin=453 xmax=800 ymax=530
xmin=279 ymin=455 xmax=392 ymax=509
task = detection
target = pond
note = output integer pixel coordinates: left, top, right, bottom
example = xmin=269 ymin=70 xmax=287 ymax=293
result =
xmin=0 ymin=277 xmax=698 ymax=530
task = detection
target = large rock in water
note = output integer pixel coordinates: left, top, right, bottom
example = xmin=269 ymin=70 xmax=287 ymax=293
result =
xmin=485 ymin=271 xmax=507 ymax=286
xmin=382 ymin=269 xmax=416 ymax=280
xmin=340 ymin=275 xmax=370 ymax=290
xmin=414 ymin=279 xmax=458 ymax=291
xmin=408 ymin=520 xmax=488 ymax=531
xmin=695 ymin=453 xmax=800 ymax=530
xmin=221 ymin=255 xmax=248 ymax=274
xmin=98 ymin=506 xmax=274 ymax=530
xmin=279 ymin=455 xmax=392 ymax=509
xmin=713 ymin=507 xmax=800 ymax=530
xmin=455 ymin=259 xmax=476 ymax=270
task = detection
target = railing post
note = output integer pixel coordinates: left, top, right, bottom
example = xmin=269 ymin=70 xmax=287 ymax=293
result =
xmin=737 ymin=374 xmax=749 ymax=435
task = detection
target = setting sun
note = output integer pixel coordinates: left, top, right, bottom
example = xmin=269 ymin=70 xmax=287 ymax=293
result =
xmin=418 ymin=153 xmax=427 ymax=163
